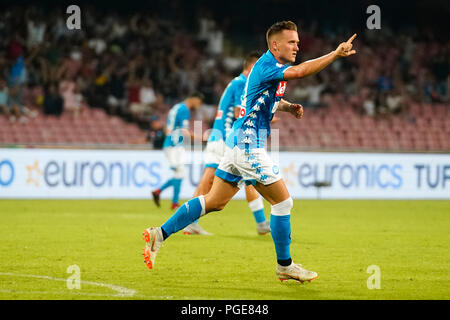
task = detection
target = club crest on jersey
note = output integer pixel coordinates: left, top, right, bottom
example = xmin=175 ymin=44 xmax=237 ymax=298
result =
xmin=239 ymin=107 xmax=246 ymax=118
xmin=215 ymin=109 xmax=223 ymax=120
xmin=276 ymin=81 xmax=287 ymax=97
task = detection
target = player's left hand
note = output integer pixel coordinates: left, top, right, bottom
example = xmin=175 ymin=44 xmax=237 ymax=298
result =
xmin=290 ymin=103 xmax=304 ymax=119
xmin=335 ymin=33 xmax=357 ymax=57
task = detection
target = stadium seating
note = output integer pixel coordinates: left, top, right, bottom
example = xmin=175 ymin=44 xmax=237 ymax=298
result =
xmin=1 ymin=100 xmax=447 ymax=151
xmin=0 ymin=108 xmax=146 ymax=145
xmin=271 ymin=102 xmax=450 ymax=151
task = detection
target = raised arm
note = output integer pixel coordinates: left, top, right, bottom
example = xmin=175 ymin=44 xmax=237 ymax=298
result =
xmin=284 ymin=34 xmax=357 ymax=80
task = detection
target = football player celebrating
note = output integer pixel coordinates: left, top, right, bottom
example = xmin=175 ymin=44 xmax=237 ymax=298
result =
xmin=183 ymin=52 xmax=271 ymax=236
xmin=144 ymin=21 xmax=356 ymax=282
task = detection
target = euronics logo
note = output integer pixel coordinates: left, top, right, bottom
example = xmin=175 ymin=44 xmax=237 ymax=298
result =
xmin=282 ymin=163 xmax=297 ymax=187
xmin=26 ymin=160 xmax=42 ymax=187
xmin=297 ymin=163 xmax=403 ymax=189
xmin=0 ymin=159 xmax=14 ymax=187
xmin=23 ymin=160 xmax=162 ymax=188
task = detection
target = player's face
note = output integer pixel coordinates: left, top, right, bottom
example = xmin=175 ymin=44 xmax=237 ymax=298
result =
xmin=191 ymin=97 xmax=203 ymax=110
xmin=275 ymin=30 xmax=299 ymax=64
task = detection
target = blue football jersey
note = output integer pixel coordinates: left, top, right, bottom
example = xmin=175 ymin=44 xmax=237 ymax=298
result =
xmin=226 ymin=50 xmax=291 ymax=150
xmin=208 ymin=73 xmax=247 ymax=142
xmin=163 ymin=102 xmax=190 ymax=148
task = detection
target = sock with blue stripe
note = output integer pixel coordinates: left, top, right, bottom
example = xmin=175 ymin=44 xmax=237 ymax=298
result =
xmin=248 ymin=197 xmax=266 ymax=223
xmin=161 ymin=196 xmax=205 ymax=239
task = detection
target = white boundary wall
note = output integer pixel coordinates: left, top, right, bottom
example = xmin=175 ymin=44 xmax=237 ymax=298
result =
xmin=0 ymin=149 xmax=449 ymax=199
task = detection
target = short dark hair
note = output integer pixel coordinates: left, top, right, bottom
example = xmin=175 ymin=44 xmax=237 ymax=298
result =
xmin=188 ymin=91 xmax=205 ymax=101
xmin=266 ymin=21 xmax=298 ymax=47
xmin=243 ymin=51 xmax=261 ymax=70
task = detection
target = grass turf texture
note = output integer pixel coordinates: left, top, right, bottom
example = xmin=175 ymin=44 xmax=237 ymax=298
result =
xmin=0 ymin=199 xmax=449 ymax=300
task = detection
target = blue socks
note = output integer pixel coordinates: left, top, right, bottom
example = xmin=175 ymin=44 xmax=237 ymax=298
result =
xmin=159 ymin=178 xmax=174 ymax=192
xmin=252 ymin=209 xmax=266 ymax=224
xmin=161 ymin=196 xmax=205 ymax=238
xmin=158 ymin=178 xmax=183 ymax=205
xmin=172 ymin=178 xmax=182 ymax=204
xmin=248 ymin=197 xmax=266 ymax=223
xmin=269 ymin=198 xmax=293 ymax=264
xmin=270 ymin=215 xmax=292 ymax=261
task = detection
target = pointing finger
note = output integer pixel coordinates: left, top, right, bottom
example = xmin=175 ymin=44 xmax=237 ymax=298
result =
xmin=347 ymin=33 xmax=357 ymax=43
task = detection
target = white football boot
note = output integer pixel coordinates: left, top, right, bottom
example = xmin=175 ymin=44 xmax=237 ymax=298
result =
xmin=276 ymin=262 xmax=318 ymax=283
xmin=183 ymin=222 xmax=212 ymax=235
xmin=142 ymin=227 xmax=164 ymax=269
xmin=257 ymin=220 xmax=271 ymax=235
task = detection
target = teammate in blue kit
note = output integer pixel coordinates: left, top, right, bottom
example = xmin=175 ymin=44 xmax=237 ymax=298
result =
xmin=183 ymin=52 xmax=271 ymax=236
xmin=143 ymin=21 xmax=357 ymax=282
xmin=151 ymin=92 xmax=204 ymax=211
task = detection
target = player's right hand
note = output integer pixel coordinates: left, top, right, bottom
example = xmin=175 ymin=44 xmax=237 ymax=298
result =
xmin=335 ymin=34 xmax=357 ymax=57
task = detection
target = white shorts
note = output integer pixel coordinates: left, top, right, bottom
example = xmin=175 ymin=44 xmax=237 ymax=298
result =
xmin=216 ymin=145 xmax=281 ymax=188
xmin=164 ymin=145 xmax=186 ymax=178
xmin=204 ymin=139 xmax=226 ymax=169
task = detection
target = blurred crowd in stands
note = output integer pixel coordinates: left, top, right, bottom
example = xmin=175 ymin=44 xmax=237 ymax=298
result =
xmin=0 ymin=3 xmax=448 ymax=148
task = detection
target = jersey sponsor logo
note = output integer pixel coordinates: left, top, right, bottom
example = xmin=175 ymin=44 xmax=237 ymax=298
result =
xmin=276 ymin=81 xmax=287 ymax=97
xmin=215 ymin=109 xmax=223 ymax=120
xmin=239 ymin=107 xmax=246 ymax=118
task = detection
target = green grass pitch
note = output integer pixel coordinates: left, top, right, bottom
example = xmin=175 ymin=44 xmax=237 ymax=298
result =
xmin=0 ymin=199 xmax=449 ymax=300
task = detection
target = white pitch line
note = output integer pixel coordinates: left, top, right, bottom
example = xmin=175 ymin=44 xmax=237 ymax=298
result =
xmin=0 ymin=272 xmax=238 ymax=300
xmin=0 ymin=289 xmax=131 ymax=298
xmin=0 ymin=272 xmax=136 ymax=298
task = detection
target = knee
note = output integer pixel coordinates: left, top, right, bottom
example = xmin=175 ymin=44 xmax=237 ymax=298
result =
xmin=211 ymin=201 xmax=227 ymax=212
xmin=271 ymin=197 xmax=293 ymax=215
xmin=205 ymin=196 xmax=227 ymax=213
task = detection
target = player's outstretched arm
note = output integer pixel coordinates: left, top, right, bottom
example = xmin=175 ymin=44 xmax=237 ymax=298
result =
xmin=284 ymin=34 xmax=357 ymax=81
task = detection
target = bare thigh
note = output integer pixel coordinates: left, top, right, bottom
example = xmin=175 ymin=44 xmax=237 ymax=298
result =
xmin=245 ymin=185 xmax=260 ymax=202
xmin=254 ymin=179 xmax=291 ymax=205
xmin=204 ymin=176 xmax=240 ymax=213
xmin=193 ymin=167 xmax=216 ymax=197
